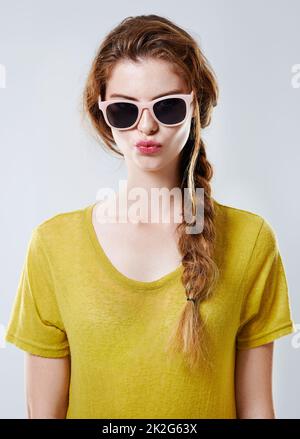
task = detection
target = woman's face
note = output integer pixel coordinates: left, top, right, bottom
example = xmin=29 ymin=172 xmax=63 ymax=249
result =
xmin=103 ymin=58 xmax=195 ymax=172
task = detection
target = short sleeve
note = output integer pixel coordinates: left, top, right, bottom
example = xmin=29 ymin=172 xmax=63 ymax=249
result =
xmin=5 ymin=226 xmax=70 ymax=357
xmin=236 ymin=218 xmax=296 ymax=350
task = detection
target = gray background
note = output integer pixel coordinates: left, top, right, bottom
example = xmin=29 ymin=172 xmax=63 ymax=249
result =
xmin=0 ymin=0 xmax=299 ymax=418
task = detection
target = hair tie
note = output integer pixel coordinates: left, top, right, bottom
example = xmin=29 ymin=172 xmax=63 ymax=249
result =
xmin=187 ymin=297 xmax=196 ymax=303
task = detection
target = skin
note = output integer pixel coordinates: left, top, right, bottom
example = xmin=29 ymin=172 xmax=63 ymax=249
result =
xmin=25 ymin=354 xmax=70 ymax=418
xmin=235 ymin=342 xmax=275 ymax=418
xmin=26 ymin=57 xmax=276 ymax=418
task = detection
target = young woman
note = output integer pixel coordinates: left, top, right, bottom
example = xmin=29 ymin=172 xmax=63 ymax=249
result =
xmin=5 ymin=14 xmax=295 ymax=419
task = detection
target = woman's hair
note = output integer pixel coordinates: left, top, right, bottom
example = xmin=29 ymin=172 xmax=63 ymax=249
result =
xmin=82 ymin=14 xmax=220 ymax=372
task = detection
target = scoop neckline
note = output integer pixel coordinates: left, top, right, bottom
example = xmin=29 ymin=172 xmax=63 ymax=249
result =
xmin=84 ymin=202 xmax=183 ymax=290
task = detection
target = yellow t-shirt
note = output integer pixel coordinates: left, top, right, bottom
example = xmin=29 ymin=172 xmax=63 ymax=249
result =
xmin=5 ymin=199 xmax=296 ymax=419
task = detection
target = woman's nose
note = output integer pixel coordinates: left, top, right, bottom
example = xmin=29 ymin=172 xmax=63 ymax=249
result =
xmin=137 ymin=108 xmax=158 ymax=133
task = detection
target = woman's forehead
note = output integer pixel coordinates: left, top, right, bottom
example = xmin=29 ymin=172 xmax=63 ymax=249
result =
xmin=110 ymin=57 xmax=183 ymax=78
xmin=106 ymin=60 xmax=187 ymax=100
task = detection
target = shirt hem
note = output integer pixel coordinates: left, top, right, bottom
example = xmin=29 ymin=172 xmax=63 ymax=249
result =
xmin=5 ymin=332 xmax=70 ymax=358
xmin=236 ymin=321 xmax=295 ymax=350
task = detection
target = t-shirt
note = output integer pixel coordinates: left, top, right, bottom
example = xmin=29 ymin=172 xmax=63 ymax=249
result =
xmin=5 ymin=198 xmax=296 ymax=419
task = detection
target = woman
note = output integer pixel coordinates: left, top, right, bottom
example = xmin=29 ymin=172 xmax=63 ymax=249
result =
xmin=5 ymin=14 xmax=295 ymax=419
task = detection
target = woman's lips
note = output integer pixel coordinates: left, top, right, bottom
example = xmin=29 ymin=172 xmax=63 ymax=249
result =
xmin=135 ymin=141 xmax=162 ymax=148
xmin=135 ymin=141 xmax=162 ymax=154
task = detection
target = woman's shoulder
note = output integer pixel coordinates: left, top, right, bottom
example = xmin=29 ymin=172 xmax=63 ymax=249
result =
xmin=212 ymin=197 xmax=277 ymax=249
xmin=31 ymin=202 xmax=92 ymax=247
xmin=213 ymin=197 xmax=263 ymax=221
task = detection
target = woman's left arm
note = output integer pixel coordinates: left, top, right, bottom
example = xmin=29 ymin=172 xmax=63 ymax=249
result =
xmin=235 ymin=342 xmax=276 ymax=419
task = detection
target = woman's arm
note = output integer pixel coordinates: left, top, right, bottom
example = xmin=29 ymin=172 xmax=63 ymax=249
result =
xmin=25 ymin=353 xmax=71 ymax=419
xmin=235 ymin=342 xmax=275 ymax=418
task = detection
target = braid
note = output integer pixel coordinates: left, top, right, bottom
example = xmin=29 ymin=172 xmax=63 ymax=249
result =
xmin=165 ymin=135 xmax=219 ymax=372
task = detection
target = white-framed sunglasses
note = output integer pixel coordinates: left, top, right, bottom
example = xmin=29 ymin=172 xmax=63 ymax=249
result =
xmin=98 ymin=90 xmax=194 ymax=130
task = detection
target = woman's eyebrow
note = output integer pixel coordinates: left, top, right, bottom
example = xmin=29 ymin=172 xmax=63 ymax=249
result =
xmin=108 ymin=89 xmax=184 ymax=101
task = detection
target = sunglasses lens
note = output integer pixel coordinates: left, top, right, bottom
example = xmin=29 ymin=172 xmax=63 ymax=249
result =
xmin=153 ymin=98 xmax=186 ymax=124
xmin=106 ymin=102 xmax=138 ymax=128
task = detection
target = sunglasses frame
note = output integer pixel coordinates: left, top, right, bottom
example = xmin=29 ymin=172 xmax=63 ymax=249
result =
xmin=98 ymin=90 xmax=194 ymax=130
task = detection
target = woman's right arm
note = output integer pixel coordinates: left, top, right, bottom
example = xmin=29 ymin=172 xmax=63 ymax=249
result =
xmin=25 ymin=353 xmax=71 ymax=419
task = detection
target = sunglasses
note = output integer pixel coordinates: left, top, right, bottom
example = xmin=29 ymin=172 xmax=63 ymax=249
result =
xmin=98 ymin=91 xmax=194 ymax=130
